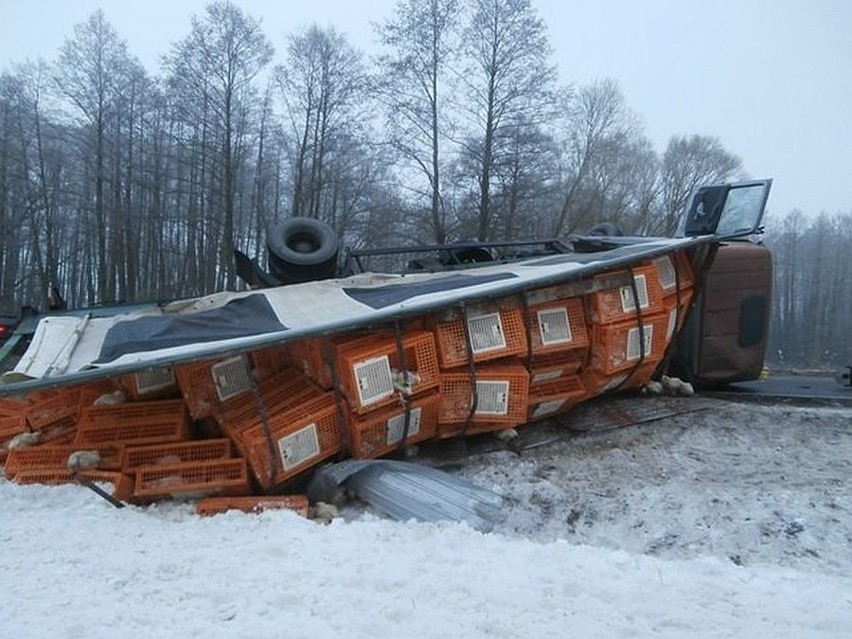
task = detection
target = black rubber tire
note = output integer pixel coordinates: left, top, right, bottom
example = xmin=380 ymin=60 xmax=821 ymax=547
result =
xmin=267 ymin=218 xmax=340 ymax=284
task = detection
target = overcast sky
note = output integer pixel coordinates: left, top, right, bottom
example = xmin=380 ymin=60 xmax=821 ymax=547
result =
xmin=2 ymin=0 xmax=851 ymax=221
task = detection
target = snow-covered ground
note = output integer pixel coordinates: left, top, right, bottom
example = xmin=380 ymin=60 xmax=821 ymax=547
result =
xmin=2 ymin=396 xmax=850 ymax=638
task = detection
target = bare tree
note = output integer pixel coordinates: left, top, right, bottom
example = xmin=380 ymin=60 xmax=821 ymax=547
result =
xmin=461 ymin=0 xmax=555 ymax=240
xmin=55 ymin=9 xmax=137 ymax=302
xmin=552 ymin=79 xmax=639 ymax=234
xmin=375 ymin=0 xmax=460 ymax=243
xmin=658 ymin=134 xmax=744 ymax=235
xmin=167 ymin=1 xmax=273 ymax=289
xmin=275 ymin=25 xmax=368 ymax=228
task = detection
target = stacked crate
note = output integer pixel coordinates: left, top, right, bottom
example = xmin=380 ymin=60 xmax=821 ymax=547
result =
xmin=523 ymin=295 xmax=591 ymax=421
xmin=24 ymin=387 xmax=82 ymax=445
xmin=175 ymin=354 xmax=257 ymax=419
xmin=582 ymin=262 xmax=669 ymax=394
xmin=118 ymin=367 xmax=179 ymax=401
xmin=0 ymin=398 xmax=28 ymax=463
xmin=213 ymin=367 xmax=343 ymax=490
xmin=294 ymin=329 xmax=441 ymax=459
xmin=431 ymin=304 xmax=530 ymax=438
xmin=653 ymin=251 xmax=696 ymax=344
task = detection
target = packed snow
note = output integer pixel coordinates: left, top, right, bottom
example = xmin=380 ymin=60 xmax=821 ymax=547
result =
xmin=2 ymin=396 xmax=850 ymax=638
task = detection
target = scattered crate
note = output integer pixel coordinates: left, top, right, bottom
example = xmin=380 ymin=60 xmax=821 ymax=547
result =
xmin=4 ymin=444 xmax=124 ymax=477
xmin=25 ymin=389 xmax=80 ymax=432
xmin=240 ymin=392 xmax=343 ymax=490
xmin=13 ymin=469 xmax=134 ymax=502
xmin=527 ymin=349 xmax=587 ymax=386
xmin=176 ymin=355 xmax=256 ymax=419
xmin=0 ymin=397 xmax=28 ymax=418
xmin=347 ymin=390 xmax=440 ymax=459
xmin=0 ymin=414 xmax=26 ymax=440
xmin=431 ymin=306 xmax=528 ymax=368
xmin=588 ymin=313 xmax=670 ymax=376
xmin=586 ymin=263 xmax=665 ymax=325
xmin=525 ymin=297 xmax=588 ymax=356
xmin=1 ymin=414 xmax=29 ymax=463
xmin=76 ymin=399 xmax=190 ymax=446
xmin=133 ymin=458 xmax=250 ymax=502
xmin=121 ymin=439 xmax=232 ymax=473
xmin=77 ymin=380 xmax=122 ymax=407
xmin=527 ymin=374 xmax=589 ymax=421
xmin=438 ymin=362 xmax=530 ymax=431
xmin=195 ymin=495 xmax=310 ymax=517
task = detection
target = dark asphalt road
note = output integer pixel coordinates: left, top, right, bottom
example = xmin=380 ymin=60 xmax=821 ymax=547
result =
xmin=710 ymin=374 xmax=852 ymax=406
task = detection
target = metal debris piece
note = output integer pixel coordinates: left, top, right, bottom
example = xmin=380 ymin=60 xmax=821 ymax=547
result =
xmin=307 ymin=459 xmax=505 ymax=532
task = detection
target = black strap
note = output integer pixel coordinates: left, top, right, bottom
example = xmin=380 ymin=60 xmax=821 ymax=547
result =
xmin=392 ymin=319 xmax=413 ymax=452
xmin=459 ymin=304 xmax=479 ymax=437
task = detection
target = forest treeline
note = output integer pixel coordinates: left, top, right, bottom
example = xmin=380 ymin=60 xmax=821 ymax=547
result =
xmin=0 ymin=0 xmax=848 ymax=368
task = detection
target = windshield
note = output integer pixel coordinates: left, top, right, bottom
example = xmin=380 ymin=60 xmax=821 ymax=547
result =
xmin=715 ymin=184 xmax=767 ymax=236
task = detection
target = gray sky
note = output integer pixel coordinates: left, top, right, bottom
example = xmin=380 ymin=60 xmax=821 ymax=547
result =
xmin=2 ymin=0 xmax=851 ymax=221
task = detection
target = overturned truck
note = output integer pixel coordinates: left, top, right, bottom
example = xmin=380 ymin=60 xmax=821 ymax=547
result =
xmin=0 ymin=180 xmax=772 ymax=511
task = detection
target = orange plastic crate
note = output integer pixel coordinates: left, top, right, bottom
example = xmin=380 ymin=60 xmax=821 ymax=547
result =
xmin=588 ymin=313 xmax=670 ymax=376
xmin=653 ymin=250 xmax=695 ymax=293
xmin=76 ymin=380 xmax=122 ymax=407
xmin=118 ymin=368 xmax=179 ymax=400
xmin=13 ymin=469 xmax=133 ymax=502
xmin=215 ymin=367 xmax=323 ymax=435
xmin=586 ymin=263 xmax=665 ymax=325
xmin=196 ymin=494 xmax=310 ymax=517
xmin=240 ymin=392 xmax=343 ymax=490
xmin=663 ymin=287 xmax=695 ymax=342
xmin=288 ymin=330 xmax=440 ymax=414
xmin=0 ymin=414 xmax=26 ymax=440
xmin=582 ymin=360 xmax=660 ymax=396
xmin=0 ymin=398 xmax=27 ymax=418
xmin=620 ymin=361 xmax=663 ymax=391
xmin=121 ymin=439 xmax=232 ymax=473
xmin=347 ymin=390 xmax=440 ymax=459
xmin=176 ymin=355 xmax=256 ymax=419
xmin=286 ymin=338 xmax=334 ymax=389
xmin=4 ymin=444 xmax=124 ymax=476
xmin=25 ymin=389 xmax=80 ymax=432
xmin=438 ymin=362 xmax=529 ymax=428
xmin=431 ymin=306 xmax=528 ymax=368
xmin=527 ymin=374 xmax=589 ymax=421
xmin=133 ymin=458 xmax=250 ymax=502
xmin=76 ymin=399 xmax=190 ymax=446
xmin=331 ymin=329 xmax=440 ymax=414
xmin=527 ymin=349 xmax=587 ymax=386
xmin=525 ymin=297 xmax=589 ymax=356
xmin=250 ymin=344 xmax=295 ymax=381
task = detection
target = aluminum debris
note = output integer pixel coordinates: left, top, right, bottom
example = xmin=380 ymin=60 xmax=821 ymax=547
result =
xmin=308 ymin=459 xmax=505 ymax=532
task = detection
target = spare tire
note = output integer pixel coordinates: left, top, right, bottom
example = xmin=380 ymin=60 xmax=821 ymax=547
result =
xmin=267 ymin=217 xmax=340 ymax=284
